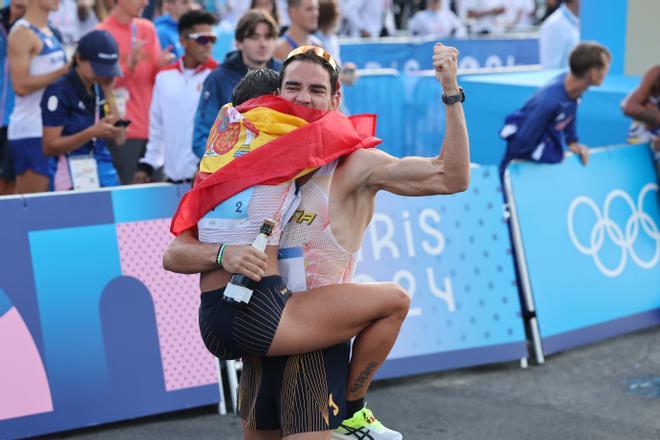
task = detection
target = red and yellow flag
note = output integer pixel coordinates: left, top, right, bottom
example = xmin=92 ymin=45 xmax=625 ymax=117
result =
xmin=170 ymin=95 xmax=380 ymax=235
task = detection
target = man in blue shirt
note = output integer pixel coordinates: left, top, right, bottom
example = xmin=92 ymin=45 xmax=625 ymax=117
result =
xmin=155 ymin=0 xmax=195 ymax=59
xmin=192 ymin=8 xmax=281 ymax=158
xmin=499 ymin=42 xmax=611 ymax=177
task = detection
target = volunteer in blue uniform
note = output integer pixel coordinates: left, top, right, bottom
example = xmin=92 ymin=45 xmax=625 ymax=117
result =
xmin=499 ymin=42 xmax=611 ymax=178
xmin=41 ymin=30 xmax=125 ymax=191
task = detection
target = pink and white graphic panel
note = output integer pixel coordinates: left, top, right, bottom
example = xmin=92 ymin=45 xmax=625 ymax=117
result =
xmin=116 ymin=220 xmax=217 ymax=391
xmin=0 ymin=305 xmax=53 ymax=420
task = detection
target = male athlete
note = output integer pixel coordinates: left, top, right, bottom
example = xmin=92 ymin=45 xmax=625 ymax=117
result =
xmin=164 ymin=43 xmax=468 ymax=439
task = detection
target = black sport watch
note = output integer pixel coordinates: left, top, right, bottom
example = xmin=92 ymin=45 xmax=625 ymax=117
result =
xmin=442 ymin=87 xmax=465 ymax=105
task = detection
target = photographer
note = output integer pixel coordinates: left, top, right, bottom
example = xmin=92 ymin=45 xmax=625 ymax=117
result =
xmin=41 ymin=30 xmax=126 ymax=191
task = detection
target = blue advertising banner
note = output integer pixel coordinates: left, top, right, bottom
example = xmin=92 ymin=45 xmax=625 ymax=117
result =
xmin=1 ymin=166 xmax=527 ymax=436
xmin=506 ymin=144 xmax=660 ymax=356
xmin=340 ymin=36 xmax=539 ymax=72
xmin=357 ymin=167 xmax=528 ymax=379
xmin=0 ymin=185 xmax=221 ymax=439
xmin=461 ymin=71 xmax=640 ymax=165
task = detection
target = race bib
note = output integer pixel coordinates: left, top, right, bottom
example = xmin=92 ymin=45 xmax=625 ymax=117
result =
xmin=68 ymin=156 xmax=100 ymax=191
xmin=198 ymin=187 xmax=254 ymax=230
xmin=278 ymin=247 xmax=306 ymax=292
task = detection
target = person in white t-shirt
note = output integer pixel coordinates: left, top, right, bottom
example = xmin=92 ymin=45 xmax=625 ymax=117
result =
xmin=342 ymin=0 xmax=395 ymax=38
xmin=408 ymin=0 xmax=466 ymax=38
xmin=539 ymin=0 xmax=579 ymax=69
xmin=134 ymin=10 xmax=218 ymax=184
xmin=461 ymin=0 xmax=505 ymax=34
xmin=505 ymin=0 xmax=535 ymax=31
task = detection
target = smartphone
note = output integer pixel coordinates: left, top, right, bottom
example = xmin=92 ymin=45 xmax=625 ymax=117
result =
xmin=114 ymin=119 xmax=132 ymax=128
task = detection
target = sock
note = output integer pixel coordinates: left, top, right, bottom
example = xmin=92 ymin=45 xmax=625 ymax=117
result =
xmin=346 ymin=398 xmax=365 ymax=417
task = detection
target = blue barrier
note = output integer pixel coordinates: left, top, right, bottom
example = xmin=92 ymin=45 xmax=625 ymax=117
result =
xmin=340 ymin=36 xmax=539 ymax=72
xmin=342 ymin=71 xmax=406 ymax=156
xmin=358 ymin=167 xmax=528 ymax=379
xmin=460 ymin=71 xmax=640 ymax=165
xmin=0 ymin=185 xmax=222 ymax=439
xmin=344 ymin=70 xmax=639 ymax=165
xmin=0 ymin=166 xmax=527 ymax=436
xmin=505 ymin=144 xmax=660 ymax=357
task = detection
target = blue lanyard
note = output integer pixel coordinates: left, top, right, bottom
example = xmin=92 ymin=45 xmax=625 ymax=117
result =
xmin=131 ymin=21 xmax=137 ymax=48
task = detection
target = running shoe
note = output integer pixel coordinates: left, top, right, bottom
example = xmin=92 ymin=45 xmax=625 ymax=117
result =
xmin=331 ymin=406 xmax=403 ymax=440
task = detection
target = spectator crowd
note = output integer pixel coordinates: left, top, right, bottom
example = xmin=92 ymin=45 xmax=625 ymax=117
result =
xmin=0 ymin=0 xmax=654 ymax=196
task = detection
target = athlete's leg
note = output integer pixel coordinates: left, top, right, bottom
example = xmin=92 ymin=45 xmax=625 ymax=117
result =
xmin=241 ymin=422 xmax=281 ymax=440
xmin=268 ymin=282 xmax=410 ymax=401
xmin=15 ymin=170 xmax=49 ymax=194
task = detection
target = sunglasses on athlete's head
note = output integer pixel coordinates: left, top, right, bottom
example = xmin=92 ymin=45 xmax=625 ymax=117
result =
xmin=185 ymin=32 xmax=217 ymax=46
xmin=284 ymin=45 xmax=339 ymax=73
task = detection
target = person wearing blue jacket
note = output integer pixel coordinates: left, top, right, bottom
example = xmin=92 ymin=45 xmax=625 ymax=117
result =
xmin=499 ymin=42 xmax=611 ymax=177
xmin=155 ymin=0 xmax=195 ymax=59
xmin=192 ymin=8 xmax=281 ymax=158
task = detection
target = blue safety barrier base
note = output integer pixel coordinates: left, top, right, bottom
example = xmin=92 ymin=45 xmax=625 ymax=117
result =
xmin=506 ymin=143 xmax=659 ymax=357
xmin=377 ymin=341 xmax=527 ymax=380
xmin=542 ymin=309 xmax=660 ymax=356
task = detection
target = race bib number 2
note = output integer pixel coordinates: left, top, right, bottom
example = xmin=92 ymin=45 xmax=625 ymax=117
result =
xmin=199 ymin=187 xmax=253 ymax=229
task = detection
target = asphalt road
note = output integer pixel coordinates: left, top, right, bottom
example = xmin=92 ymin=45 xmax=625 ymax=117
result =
xmin=45 ymin=326 xmax=660 ymax=440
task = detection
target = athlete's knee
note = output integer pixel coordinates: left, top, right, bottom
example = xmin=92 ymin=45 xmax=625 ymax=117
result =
xmin=382 ymin=282 xmax=411 ymax=317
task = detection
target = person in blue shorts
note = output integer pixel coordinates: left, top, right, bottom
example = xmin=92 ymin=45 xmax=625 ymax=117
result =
xmin=41 ymin=30 xmax=126 ymax=191
xmin=7 ymin=0 xmax=68 ymax=194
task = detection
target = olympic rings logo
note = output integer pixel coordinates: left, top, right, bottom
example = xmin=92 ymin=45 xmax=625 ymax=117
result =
xmin=567 ymin=183 xmax=660 ymax=277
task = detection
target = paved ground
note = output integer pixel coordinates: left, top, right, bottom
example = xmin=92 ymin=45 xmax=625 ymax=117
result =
xmin=46 ymin=326 xmax=660 ymax=440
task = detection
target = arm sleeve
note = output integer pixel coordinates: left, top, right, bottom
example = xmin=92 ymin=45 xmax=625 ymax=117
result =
xmin=451 ymin=12 xmax=468 ymax=37
xmin=540 ymin=24 xmax=568 ymax=69
xmin=192 ymin=73 xmax=221 ymax=159
xmin=564 ymin=113 xmax=578 ymax=145
xmin=408 ymin=14 xmax=421 ymax=35
xmin=156 ymin=27 xmax=169 ymax=53
xmin=508 ymin=100 xmax=557 ymax=158
xmin=150 ymin=25 xmax=163 ymax=81
xmin=140 ymin=77 xmax=165 ymax=169
xmin=40 ymin=85 xmax=68 ymax=128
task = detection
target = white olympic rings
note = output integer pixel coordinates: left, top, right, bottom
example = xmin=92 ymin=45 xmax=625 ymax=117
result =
xmin=567 ymin=183 xmax=660 ymax=277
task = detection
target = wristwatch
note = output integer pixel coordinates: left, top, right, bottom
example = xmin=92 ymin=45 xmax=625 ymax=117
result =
xmin=442 ymin=87 xmax=465 ymax=105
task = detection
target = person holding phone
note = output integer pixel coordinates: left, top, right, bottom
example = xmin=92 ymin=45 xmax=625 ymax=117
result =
xmin=40 ymin=30 xmax=126 ymax=191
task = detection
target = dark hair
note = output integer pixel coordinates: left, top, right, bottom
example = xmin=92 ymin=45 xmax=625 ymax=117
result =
xmin=232 ymin=68 xmax=280 ymax=106
xmin=317 ymin=0 xmax=338 ymax=33
xmin=250 ymin=0 xmax=279 ymax=25
xmin=569 ymin=42 xmax=611 ymax=78
xmin=235 ymin=9 xmax=279 ymax=42
xmin=178 ymin=10 xmax=217 ymax=35
xmin=280 ymin=49 xmax=340 ymax=95
xmin=287 ymin=0 xmax=302 ymax=7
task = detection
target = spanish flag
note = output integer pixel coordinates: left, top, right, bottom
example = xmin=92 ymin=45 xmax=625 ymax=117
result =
xmin=170 ymin=95 xmax=380 ymax=235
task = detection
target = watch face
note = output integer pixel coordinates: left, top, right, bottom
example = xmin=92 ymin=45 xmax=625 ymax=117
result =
xmin=443 ymin=88 xmax=464 ymax=105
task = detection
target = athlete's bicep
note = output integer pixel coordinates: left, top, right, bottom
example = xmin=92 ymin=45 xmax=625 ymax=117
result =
xmin=8 ymin=29 xmax=34 ymax=94
xmin=365 ymin=152 xmax=452 ymax=196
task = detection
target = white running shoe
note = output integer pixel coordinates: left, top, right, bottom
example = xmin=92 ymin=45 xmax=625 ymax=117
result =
xmin=331 ymin=406 xmax=403 ymax=440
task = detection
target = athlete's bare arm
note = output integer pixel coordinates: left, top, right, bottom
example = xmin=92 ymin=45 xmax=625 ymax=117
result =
xmin=8 ymin=26 xmax=68 ymax=96
xmin=328 ymin=44 xmax=469 ymax=253
xmin=621 ymin=65 xmax=660 ymax=128
xmin=163 ymin=229 xmax=267 ymax=279
xmin=345 ymin=43 xmax=469 ymax=199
